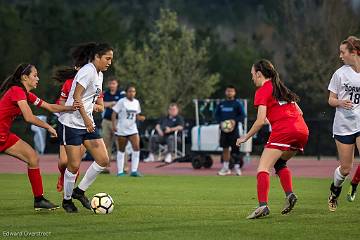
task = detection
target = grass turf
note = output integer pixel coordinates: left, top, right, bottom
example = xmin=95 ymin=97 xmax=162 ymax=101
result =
xmin=0 ymin=174 xmax=359 ymax=240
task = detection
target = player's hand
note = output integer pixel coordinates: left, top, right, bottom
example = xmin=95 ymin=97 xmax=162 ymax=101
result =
xmin=137 ymin=115 xmax=146 ymax=121
xmin=236 ymin=136 xmax=248 ymax=146
xmin=112 ymin=126 xmax=117 ymax=133
xmin=93 ymin=104 xmax=101 ymax=112
xmin=158 ymin=129 xmax=164 ymax=137
xmin=47 ymin=126 xmax=58 ymax=138
xmin=164 ymin=127 xmax=171 ymax=134
xmin=72 ymin=100 xmax=83 ymax=111
xmin=339 ymin=99 xmax=353 ymax=110
xmin=84 ymin=117 xmax=95 ymax=133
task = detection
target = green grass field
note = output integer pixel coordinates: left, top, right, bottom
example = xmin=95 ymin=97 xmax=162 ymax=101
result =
xmin=0 ymin=174 xmax=359 ymax=240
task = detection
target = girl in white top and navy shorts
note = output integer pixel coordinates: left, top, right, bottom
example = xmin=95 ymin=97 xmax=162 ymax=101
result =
xmin=327 ymin=36 xmax=360 ymax=212
xmin=57 ymin=42 xmax=114 ymax=213
xmin=111 ymin=85 xmax=145 ymax=177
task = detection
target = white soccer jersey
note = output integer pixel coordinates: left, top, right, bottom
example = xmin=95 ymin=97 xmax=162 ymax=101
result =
xmin=112 ymin=97 xmax=141 ymax=136
xmin=59 ymin=63 xmax=103 ymax=129
xmin=328 ymin=65 xmax=360 ymax=135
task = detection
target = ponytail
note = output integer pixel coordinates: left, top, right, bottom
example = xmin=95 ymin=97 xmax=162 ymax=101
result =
xmin=253 ymin=59 xmax=299 ymax=103
xmin=0 ymin=63 xmax=33 ymax=98
xmin=52 ymin=66 xmax=78 ymax=83
xmin=71 ymin=42 xmax=113 ymax=68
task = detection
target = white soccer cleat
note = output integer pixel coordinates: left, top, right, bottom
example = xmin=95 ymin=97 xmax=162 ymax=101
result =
xmin=218 ymin=168 xmax=231 ymax=176
xmin=234 ymin=168 xmax=242 ymax=176
xmin=164 ymin=153 xmax=172 ymax=163
xmin=144 ymin=153 xmax=155 ymax=163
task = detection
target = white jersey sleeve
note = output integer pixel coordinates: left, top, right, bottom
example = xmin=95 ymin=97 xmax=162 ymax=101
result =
xmin=137 ymin=101 xmax=141 ymax=114
xmin=112 ymin=99 xmax=123 ymax=114
xmin=75 ymin=67 xmax=91 ymax=89
xmin=328 ymin=71 xmax=340 ymax=94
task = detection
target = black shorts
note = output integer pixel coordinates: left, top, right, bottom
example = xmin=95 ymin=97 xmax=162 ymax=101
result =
xmin=220 ymin=129 xmax=239 ymax=148
xmin=334 ymin=132 xmax=360 ymax=144
xmin=57 ymin=122 xmax=101 ymax=146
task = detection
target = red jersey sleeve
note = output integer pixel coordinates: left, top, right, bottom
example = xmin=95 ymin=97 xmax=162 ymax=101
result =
xmin=10 ymin=86 xmax=28 ymax=102
xmin=59 ymin=79 xmax=73 ymax=100
xmin=254 ymin=82 xmax=272 ymax=107
xmin=28 ymin=92 xmax=43 ymax=107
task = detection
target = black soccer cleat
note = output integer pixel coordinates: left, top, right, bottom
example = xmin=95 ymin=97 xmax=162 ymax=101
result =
xmin=34 ymin=197 xmax=60 ymax=211
xmin=72 ymin=187 xmax=91 ymax=210
xmin=281 ymin=193 xmax=298 ymax=215
xmin=62 ymin=199 xmax=78 ymax=213
xmin=328 ymin=183 xmax=342 ymax=212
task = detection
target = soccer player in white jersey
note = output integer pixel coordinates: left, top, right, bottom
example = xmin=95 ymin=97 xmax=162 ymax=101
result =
xmin=57 ymin=42 xmax=113 ymax=213
xmin=111 ymin=85 xmax=145 ymax=177
xmin=327 ymin=36 xmax=360 ymax=211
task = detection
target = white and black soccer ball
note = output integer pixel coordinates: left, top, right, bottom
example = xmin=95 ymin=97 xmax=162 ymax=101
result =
xmin=91 ymin=193 xmax=114 ymax=214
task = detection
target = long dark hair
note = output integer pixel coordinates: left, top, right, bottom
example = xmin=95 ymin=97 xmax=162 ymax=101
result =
xmin=71 ymin=42 xmax=113 ymax=68
xmin=52 ymin=66 xmax=78 ymax=83
xmin=0 ymin=63 xmax=33 ymax=98
xmin=253 ymin=59 xmax=299 ymax=103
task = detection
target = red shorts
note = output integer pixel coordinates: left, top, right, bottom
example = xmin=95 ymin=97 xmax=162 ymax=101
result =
xmin=0 ymin=133 xmax=20 ymax=152
xmin=265 ymin=130 xmax=309 ymax=152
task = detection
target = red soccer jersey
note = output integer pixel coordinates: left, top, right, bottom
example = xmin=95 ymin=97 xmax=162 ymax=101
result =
xmin=56 ymin=79 xmax=73 ymax=105
xmin=0 ymin=86 xmax=43 ymax=135
xmin=254 ymin=80 xmax=308 ymax=134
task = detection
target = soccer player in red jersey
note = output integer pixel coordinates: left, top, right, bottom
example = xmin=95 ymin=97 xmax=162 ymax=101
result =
xmin=236 ymin=59 xmax=309 ymax=219
xmin=347 ymin=165 xmax=360 ymax=202
xmin=0 ymin=63 xmax=78 ymax=211
xmin=53 ymin=66 xmax=104 ymax=192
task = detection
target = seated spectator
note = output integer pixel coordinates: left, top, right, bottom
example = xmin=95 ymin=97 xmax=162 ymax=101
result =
xmin=144 ymin=103 xmax=184 ymax=163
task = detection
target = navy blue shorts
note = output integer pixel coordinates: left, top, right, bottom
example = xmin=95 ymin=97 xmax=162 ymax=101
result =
xmin=57 ymin=122 xmax=101 ymax=146
xmin=334 ymin=132 xmax=360 ymax=144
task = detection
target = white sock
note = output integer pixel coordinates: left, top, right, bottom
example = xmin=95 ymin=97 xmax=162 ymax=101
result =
xmin=78 ymin=162 xmax=105 ymax=191
xmin=131 ymin=151 xmax=140 ymax=172
xmin=234 ymin=164 xmax=240 ymax=170
xmin=223 ymin=161 xmax=229 ymax=170
xmin=334 ymin=166 xmax=347 ymax=187
xmin=64 ymin=169 xmax=77 ymax=200
xmin=116 ymin=151 xmax=125 ymax=174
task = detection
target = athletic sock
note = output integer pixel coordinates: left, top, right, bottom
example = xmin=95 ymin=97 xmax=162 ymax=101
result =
xmin=223 ymin=161 xmax=229 ymax=170
xmin=28 ymin=168 xmax=44 ymax=198
xmin=277 ymin=167 xmax=293 ymax=196
xmin=116 ymin=151 xmax=125 ymax=174
xmin=257 ymin=171 xmax=270 ymax=206
xmin=334 ymin=166 xmax=347 ymax=187
xmin=351 ymin=165 xmax=360 ymax=185
xmin=78 ymin=162 xmax=105 ymax=192
xmin=131 ymin=151 xmax=140 ymax=172
xmin=64 ymin=169 xmax=77 ymax=200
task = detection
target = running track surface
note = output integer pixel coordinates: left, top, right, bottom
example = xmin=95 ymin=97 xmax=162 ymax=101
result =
xmin=1 ymin=154 xmax=359 ymax=178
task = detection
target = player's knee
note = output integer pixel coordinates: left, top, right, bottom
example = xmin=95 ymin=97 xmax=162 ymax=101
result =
xmin=274 ymin=159 xmax=287 ymax=174
xmin=96 ymin=155 xmax=109 ymax=167
xmin=67 ymin=160 xmax=81 ymax=173
xmin=27 ymin=153 xmax=39 ymax=168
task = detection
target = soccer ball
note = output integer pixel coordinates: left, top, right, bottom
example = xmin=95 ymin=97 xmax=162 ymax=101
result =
xmin=221 ymin=120 xmax=235 ymax=133
xmin=91 ymin=193 xmax=114 ymax=214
